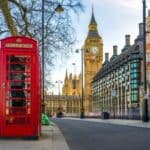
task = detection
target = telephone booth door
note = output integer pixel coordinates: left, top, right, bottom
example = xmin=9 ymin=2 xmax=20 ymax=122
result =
xmin=0 ymin=36 xmax=41 ymax=138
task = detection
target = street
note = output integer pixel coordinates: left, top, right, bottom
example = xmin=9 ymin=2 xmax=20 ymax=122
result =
xmin=53 ymin=118 xmax=150 ymax=150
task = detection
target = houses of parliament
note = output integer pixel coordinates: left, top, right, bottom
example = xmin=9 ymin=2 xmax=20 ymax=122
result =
xmin=45 ymin=9 xmax=103 ymax=116
xmin=45 ymin=8 xmax=150 ymax=119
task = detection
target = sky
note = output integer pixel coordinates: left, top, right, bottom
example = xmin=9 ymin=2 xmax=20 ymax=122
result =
xmin=51 ymin=0 xmax=150 ymax=94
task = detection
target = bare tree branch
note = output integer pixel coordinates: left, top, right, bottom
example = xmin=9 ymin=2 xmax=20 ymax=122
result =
xmin=0 ymin=0 xmax=84 ymax=88
xmin=0 ymin=0 xmax=19 ymax=35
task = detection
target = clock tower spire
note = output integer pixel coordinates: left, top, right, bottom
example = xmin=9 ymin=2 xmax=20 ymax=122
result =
xmin=87 ymin=6 xmax=100 ymax=39
xmin=83 ymin=6 xmax=103 ymax=113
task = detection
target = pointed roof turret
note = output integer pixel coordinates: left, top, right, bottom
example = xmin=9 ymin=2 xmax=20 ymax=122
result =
xmin=69 ymin=73 xmax=72 ymax=80
xmin=65 ymin=69 xmax=68 ymax=80
xmin=87 ymin=6 xmax=100 ymax=38
xmin=90 ymin=5 xmax=97 ymax=25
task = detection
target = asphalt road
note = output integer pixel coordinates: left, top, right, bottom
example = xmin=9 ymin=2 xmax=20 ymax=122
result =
xmin=52 ymin=118 xmax=150 ymax=150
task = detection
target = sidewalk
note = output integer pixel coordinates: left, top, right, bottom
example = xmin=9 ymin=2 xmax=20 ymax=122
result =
xmin=65 ymin=117 xmax=150 ymax=128
xmin=0 ymin=124 xmax=70 ymax=150
xmin=1 ymin=118 xmax=150 ymax=150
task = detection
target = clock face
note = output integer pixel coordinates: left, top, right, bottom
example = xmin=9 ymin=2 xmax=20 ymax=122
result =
xmin=91 ymin=46 xmax=99 ymax=54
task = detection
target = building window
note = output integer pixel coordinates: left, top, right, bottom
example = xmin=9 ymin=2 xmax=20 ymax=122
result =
xmin=131 ymin=72 xmax=139 ymax=79
xmin=146 ymin=52 xmax=150 ymax=62
xmin=125 ymin=65 xmax=129 ymax=71
xmin=131 ymin=92 xmax=138 ymax=102
xmin=146 ymin=34 xmax=150 ymax=43
xmin=131 ymin=63 xmax=139 ymax=68
xmin=147 ymin=70 xmax=150 ymax=81
xmin=130 ymin=58 xmax=140 ymax=103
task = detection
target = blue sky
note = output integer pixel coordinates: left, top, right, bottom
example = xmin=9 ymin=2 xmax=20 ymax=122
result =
xmin=51 ymin=0 xmax=150 ymax=94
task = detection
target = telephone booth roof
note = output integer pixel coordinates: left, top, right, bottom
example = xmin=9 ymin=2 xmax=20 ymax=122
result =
xmin=0 ymin=36 xmax=38 ymax=52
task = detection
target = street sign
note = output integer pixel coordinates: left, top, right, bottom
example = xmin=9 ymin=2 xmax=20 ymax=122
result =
xmin=144 ymin=93 xmax=149 ymax=99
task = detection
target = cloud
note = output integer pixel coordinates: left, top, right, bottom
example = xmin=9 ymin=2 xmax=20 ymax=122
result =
xmin=109 ymin=0 xmax=141 ymax=9
xmin=83 ymin=0 xmax=142 ymax=10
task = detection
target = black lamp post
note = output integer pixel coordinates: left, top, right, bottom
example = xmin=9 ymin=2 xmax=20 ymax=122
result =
xmin=42 ymin=0 xmax=45 ymax=113
xmin=142 ymin=0 xmax=149 ymax=122
xmin=41 ymin=0 xmax=64 ymax=113
xmin=75 ymin=48 xmax=85 ymax=118
xmin=80 ymin=48 xmax=85 ymax=118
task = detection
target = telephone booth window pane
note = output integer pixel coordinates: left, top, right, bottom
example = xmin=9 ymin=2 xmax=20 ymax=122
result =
xmin=5 ymin=55 xmax=32 ymax=125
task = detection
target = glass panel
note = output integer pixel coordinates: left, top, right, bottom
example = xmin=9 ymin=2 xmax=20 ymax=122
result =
xmin=131 ymin=94 xmax=138 ymax=102
xmin=5 ymin=55 xmax=32 ymax=125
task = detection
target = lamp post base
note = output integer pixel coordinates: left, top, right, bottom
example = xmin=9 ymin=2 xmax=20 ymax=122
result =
xmin=142 ymin=98 xmax=149 ymax=122
xmin=80 ymin=109 xmax=85 ymax=119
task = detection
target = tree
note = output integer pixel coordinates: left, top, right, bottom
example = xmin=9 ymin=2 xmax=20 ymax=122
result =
xmin=0 ymin=0 xmax=83 ymax=89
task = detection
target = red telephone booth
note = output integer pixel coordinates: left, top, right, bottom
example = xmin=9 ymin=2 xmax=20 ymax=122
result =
xmin=0 ymin=36 xmax=41 ymax=138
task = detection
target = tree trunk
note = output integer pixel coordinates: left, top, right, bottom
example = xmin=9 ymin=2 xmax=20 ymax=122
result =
xmin=0 ymin=0 xmax=19 ymax=35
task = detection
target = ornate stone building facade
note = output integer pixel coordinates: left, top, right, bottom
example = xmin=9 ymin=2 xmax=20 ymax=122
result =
xmin=45 ymin=95 xmax=81 ymax=117
xmin=62 ymin=70 xmax=82 ymax=96
xmin=61 ymin=9 xmax=103 ymax=115
xmin=92 ymin=23 xmax=144 ymax=119
xmin=45 ymin=9 xmax=104 ymax=117
xmin=45 ymin=10 xmax=150 ymax=119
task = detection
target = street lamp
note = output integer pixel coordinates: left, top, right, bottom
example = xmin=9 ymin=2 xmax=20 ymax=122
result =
xmin=76 ymin=48 xmax=85 ymax=118
xmin=142 ymin=0 xmax=149 ymax=122
xmin=41 ymin=0 xmax=64 ymax=113
xmin=55 ymin=80 xmax=63 ymax=95
xmin=55 ymin=4 xmax=64 ymax=13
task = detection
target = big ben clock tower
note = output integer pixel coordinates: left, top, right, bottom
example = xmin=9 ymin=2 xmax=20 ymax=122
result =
xmin=83 ymin=8 xmax=103 ymax=113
